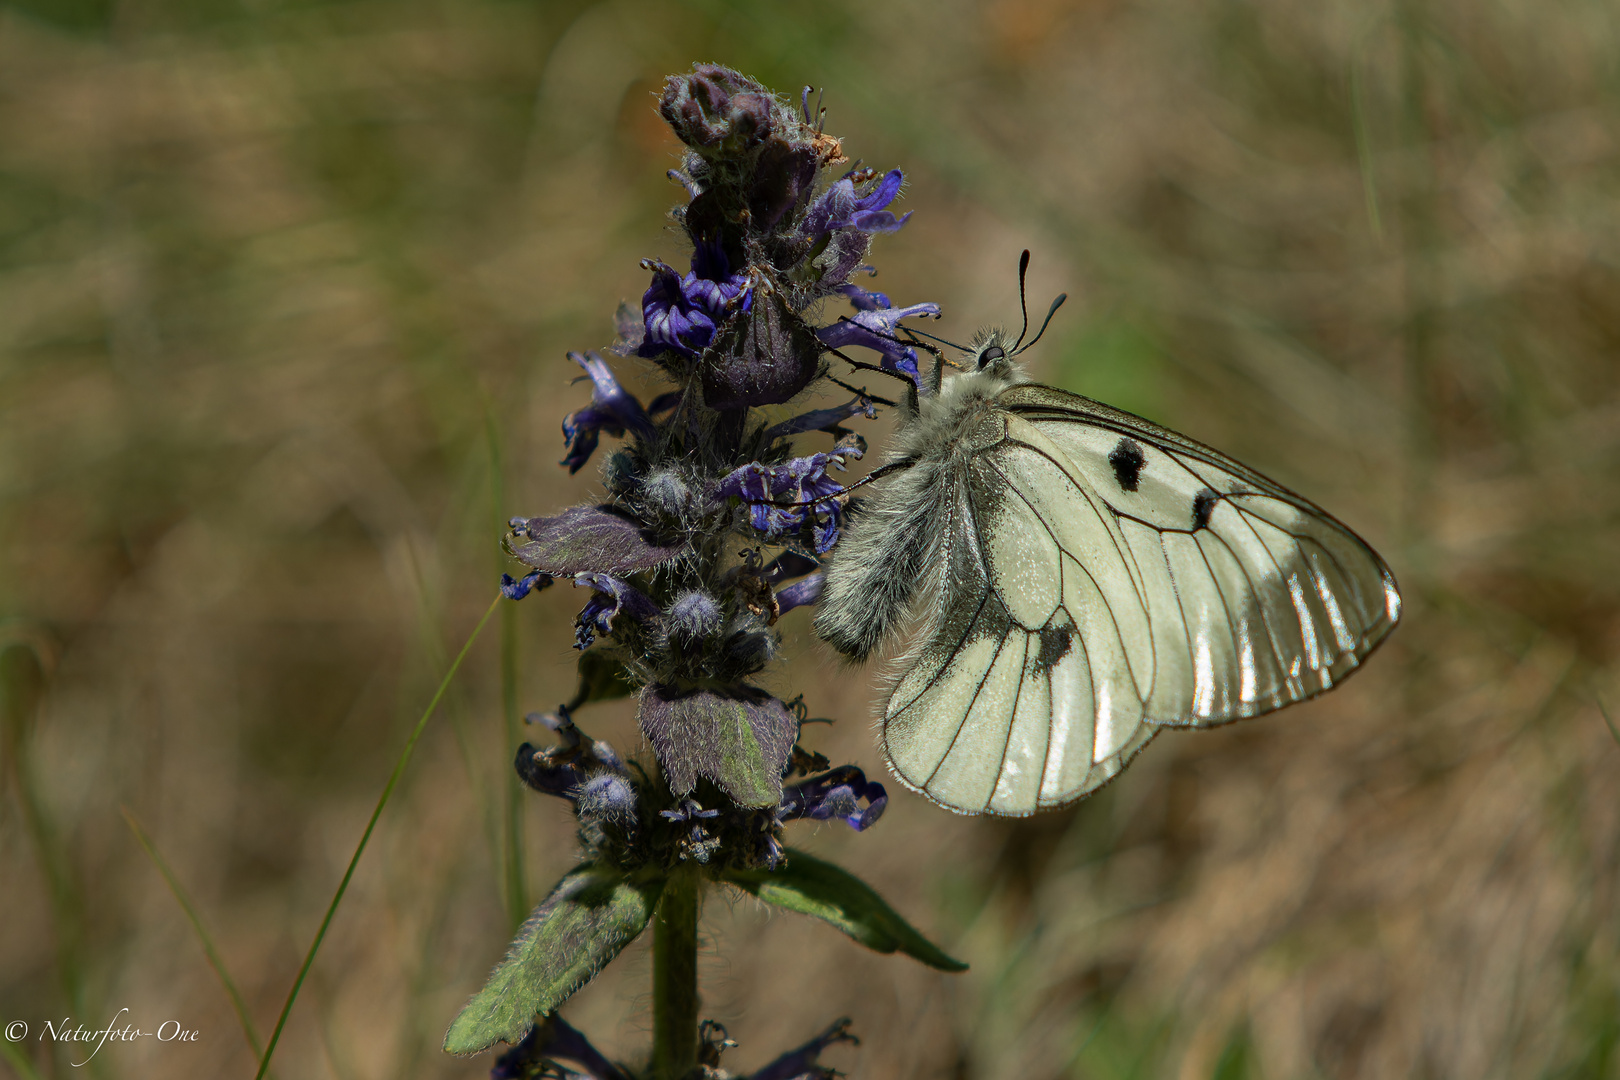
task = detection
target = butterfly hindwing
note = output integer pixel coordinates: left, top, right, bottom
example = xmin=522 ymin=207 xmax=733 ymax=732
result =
xmin=877 ymin=384 xmax=1399 ymax=817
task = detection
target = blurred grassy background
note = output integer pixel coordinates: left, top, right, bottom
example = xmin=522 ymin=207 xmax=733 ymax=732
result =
xmin=2 ymin=0 xmax=1618 ymax=1077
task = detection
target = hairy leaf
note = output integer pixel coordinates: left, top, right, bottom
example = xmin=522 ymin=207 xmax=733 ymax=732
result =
xmin=508 ymin=505 xmax=683 ymax=575
xmin=444 ymin=866 xmax=664 ymax=1055
xmin=638 ymin=686 xmax=795 ymax=807
xmin=723 ymin=848 xmax=967 ymax=971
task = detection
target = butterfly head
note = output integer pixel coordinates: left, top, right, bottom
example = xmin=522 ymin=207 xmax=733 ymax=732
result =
xmin=966 ymin=328 xmax=1021 ymax=376
xmin=963 ymin=250 xmax=1067 ymax=375
xmin=901 ymin=251 xmax=1067 ymax=395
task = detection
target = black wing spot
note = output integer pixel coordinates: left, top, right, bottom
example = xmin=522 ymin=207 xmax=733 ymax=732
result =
xmin=1192 ymin=487 xmax=1220 ymax=530
xmin=1033 ymin=625 xmax=1074 ymax=673
xmin=1109 ymin=438 xmax=1145 ymax=492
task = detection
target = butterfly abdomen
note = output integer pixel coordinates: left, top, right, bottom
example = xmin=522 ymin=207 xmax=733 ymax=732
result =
xmin=817 ymin=373 xmax=1021 ymax=661
xmin=813 ymin=455 xmax=958 ymax=661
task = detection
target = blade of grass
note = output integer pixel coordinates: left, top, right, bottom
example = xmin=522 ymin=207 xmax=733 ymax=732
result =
xmin=120 ymin=806 xmax=269 ymax=1071
xmin=487 ymin=409 xmax=527 ymax=930
xmin=1599 ymin=697 xmax=1620 ymax=748
xmin=1 ymin=1038 xmax=46 ymax=1080
xmin=1349 ymin=44 xmax=1384 ymax=242
xmin=396 ymin=515 xmax=505 ymax=935
xmin=254 ymin=593 xmax=502 ymax=1080
xmin=2 ymin=639 xmax=89 ymax=1023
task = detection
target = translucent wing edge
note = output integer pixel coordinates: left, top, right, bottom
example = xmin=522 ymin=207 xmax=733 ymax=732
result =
xmin=1004 ymin=383 xmax=1402 ymax=726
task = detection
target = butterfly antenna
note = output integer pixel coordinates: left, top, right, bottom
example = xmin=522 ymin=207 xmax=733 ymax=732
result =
xmin=901 ymin=325 xmax=970 ymax=353
xmin=899 ymin=328 xmax=965 ymax=371
xmin=825 ymin=345 xmax=918 ymax=389
xmin=1011 ymin=249 xmax=1033 ymax=351
xmin=1012 ymin=293 xmax=1068 ymax=356
xmin=832 ymin=316 xmax=949 ymax=366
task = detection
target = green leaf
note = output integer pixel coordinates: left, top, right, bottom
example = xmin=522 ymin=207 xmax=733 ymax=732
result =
xmin=445 ymin=865 xmax=665 ymax=1055
xmin=723 ymin=848 xmax=967 ymax=972
xmin=637 ymin=686 xmax=794 ymax=807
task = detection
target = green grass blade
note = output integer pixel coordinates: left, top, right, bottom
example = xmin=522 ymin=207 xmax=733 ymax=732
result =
xmin=1 ymin=1037 xmax=46 ymax=1080
xmin=1349 ymin=49 xmax=1384 ymax=242
xmin=254 ymin=593 xmax=501 ymax=1080
xmin=121 ymin=806 xmax=268 ymax=1069
xmin=487 ymin=409 xmax=528 ymax=930
xmin=1599 ymin=697 xmax=1620 ymax=748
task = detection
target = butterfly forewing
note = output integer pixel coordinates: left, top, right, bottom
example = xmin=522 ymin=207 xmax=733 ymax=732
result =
xmin=1002 ymin=384 xmax=1399 ymax=711
xmin=876 ymin=382 xmax=1399 ymax=817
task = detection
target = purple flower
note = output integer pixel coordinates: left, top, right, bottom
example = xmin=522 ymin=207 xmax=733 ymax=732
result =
xmin=637 ymin=241 xmax=752 ymax=360
xmin=573 ymin=573 xmax=659 ymax=650
xmin=836 ymin=282 xmax=892 ymax=310
xmin=513 ymin=742 xmax=586 ymax=799
xmin=774 ymin=572 xmax=824 ymax=616
xmin=514 ymin=710 xmax=631 ymax=805
xmin=499 ymin=570 xmax=552 ymax=601
xmin=779 ymin=765 xmax=887 ymax=832
xmin=661 ymin=797 xmax=723 ymax=864
xmin=561 ymin=352 xmax=655 ymax=474
xmin=790 ymin=169 xmax=915 ymax=293
xmin=491 ymin=1014 xmax=630 ymax=1080
xmin=816 ymin=295 xmax=941 ymax=390
xmin=716 ymin=441 xmax=863 ymax=555
xmin=803 ymin=169 xmax=909 ymax=239
xmin=576 ymin=773 xmax=638 ymax=831
xmin=761 ymin=393 xmax=877 ymax=442
xmin=513 ymin=741 xmax=627 ymax=802
xmin=747 ymin=1018 xmax=859 ymax=1080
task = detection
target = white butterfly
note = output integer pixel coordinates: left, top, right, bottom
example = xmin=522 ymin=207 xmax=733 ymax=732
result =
xmin=814 ymin=267 xmax=1401 ymax=817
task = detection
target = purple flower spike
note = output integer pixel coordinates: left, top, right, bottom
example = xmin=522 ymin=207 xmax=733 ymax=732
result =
xmin=500 ymin=570 xmax=552 ymax=601
xmin=637 ymin=242 xmax=752 ymax=361
xmin=816 ymin=297 xmax=941 ymax=390
xmin=780 ymin=765 xmax=888 ymax=832
xmin=573 ymin=573 xmax=659 ymax=650
xmin=560 ymin=352 xmax=654 ymax=474
xmin=716 ymin=442 xmax=863 ymax=554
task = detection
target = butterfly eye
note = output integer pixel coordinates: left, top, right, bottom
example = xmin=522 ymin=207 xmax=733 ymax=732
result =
xmin=978 ymin=346 xmax=1006 ymax=368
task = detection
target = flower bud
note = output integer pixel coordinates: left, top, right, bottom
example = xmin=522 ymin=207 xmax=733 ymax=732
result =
xmin=640 ymin=468 xmax=693 ymax=519
xmin=660 ymin=65 xmax=778 ymax=156
xmin=576 ymin=773 xmax=638 ymax=829
xmin=667 ymin=590 xmax=724 ymax=648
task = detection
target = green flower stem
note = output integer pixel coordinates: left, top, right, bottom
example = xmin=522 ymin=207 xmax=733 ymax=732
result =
xmin=651 ymin=865 xmax=702 ymax=1080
